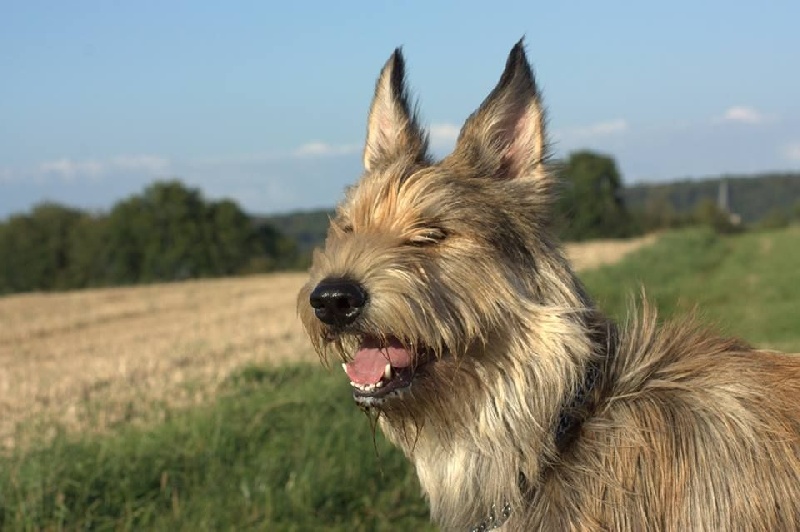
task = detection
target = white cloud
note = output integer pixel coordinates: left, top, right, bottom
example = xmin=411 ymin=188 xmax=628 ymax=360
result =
xmin=782 ymin=141 xmax=800 ymax=162
xmin=197 ymin=142 xmax=362 ymax=165
xmin=289 ymin=126 xmax=463 ymax=158
xmin=25 ymin=142 xmax=360 ymax=185
xmin=37 ymin=155 xmax=170 ymax=182
xmin=556 ymin=119 xmax=629 ymax=142
xmin=39 ymin=159 xmax=104 ymax=181
xmin=428 ymin=122 xmax=461 ymax=149
xmin=720 ymin=106 xmax=769 ymax=125
xmin=292 ymin=142 xmax=361 ymax=158
xmin=9 ymin=141 xmax=360 ymax=185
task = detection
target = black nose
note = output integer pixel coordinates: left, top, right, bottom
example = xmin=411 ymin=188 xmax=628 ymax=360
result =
xmin=309 ymin=278 xmax=367 ymax=326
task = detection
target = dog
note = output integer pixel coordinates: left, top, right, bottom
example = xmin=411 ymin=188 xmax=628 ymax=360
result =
xmin=297 ymin=40 xmax=800 ymax=531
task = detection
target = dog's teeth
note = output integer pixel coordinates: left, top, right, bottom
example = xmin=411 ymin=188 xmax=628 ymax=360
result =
xmin=384 ymin=364 xmax=392 ymax=380
xmin=374 ymin=380 xmax=383 ymax=388
xmin=341 ymin=362 xmax=347 ymax=373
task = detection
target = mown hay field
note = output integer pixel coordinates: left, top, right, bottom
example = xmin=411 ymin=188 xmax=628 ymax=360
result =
xmin=0 ymin=273 xmax=315 ymax=447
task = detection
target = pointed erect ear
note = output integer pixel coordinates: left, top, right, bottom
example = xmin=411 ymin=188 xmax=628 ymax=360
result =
xmin=449 ymin=39 xmax=548 ymax=181
xmin=363 ymin=49 xmax=430 ymax=172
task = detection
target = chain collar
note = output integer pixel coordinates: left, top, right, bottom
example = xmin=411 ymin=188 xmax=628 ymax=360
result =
xmin=469 ymin=501 xmax=513 ymax=532
xmin=467 ymin=336 xmax=610 ymax=532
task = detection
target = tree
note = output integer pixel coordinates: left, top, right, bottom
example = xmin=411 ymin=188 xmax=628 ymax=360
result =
xmin=251 ymin=221 xmax=301 ymax=271
xmin=65 ymin=212 xmax=109 ymax=288
xmin=555 ymin=151 xmax=633 ymax=241
xmin=0 ymin=179 xmax=304 ymax=294
xmin=0 ymin=203 xmax=85 ymax=293
xmin=690 ymin=198 xmax=741 ymax=234
xmin=139 ymin=181 xmax=214 ymax=280
xmin=104 ymin=196 xmax=147 ymax=284
xmin=207 ymin=199 xmax=257 ymax=275
xmin=755 ymin=207 xmax=790 ymax=230
xmin=102 ymin=180 xmax=298 ymax=282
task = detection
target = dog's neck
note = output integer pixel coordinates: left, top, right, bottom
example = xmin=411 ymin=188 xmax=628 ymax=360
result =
xmin=552 ymin=317 xmax=614 ymax=451
xmin=469 ymin=329 xmax=610 ymax=531
xmin=380 ymin=308 xmax=613 ymax=531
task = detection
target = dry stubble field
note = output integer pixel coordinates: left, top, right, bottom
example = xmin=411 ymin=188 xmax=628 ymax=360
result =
xmin=0 ymin=235 xmax=655 ymax=449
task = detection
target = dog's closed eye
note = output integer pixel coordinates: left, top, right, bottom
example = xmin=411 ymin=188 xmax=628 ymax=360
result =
xmin=408 ymin=228 xmax=447 ymax=247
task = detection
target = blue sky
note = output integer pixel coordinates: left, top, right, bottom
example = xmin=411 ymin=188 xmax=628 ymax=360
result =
xmin=2 ymin=1 xmax=799 ymax=218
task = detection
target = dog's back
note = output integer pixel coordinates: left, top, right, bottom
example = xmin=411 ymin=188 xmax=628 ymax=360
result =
xmin=526 ymin=307 xmax=800 ymax=530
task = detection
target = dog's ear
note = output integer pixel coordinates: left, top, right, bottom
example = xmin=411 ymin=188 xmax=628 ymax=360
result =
xmin=363 ymin=49 xmax=430 ymax=172
xmin=450 ymin=39 xmax=548 ymax=181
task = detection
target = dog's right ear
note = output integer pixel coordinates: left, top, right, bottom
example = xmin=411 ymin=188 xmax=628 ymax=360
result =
xmin=363 ymin=49 xmax=430 ymax=172
xmin=449 ymin=39 xmax=548 ymax=183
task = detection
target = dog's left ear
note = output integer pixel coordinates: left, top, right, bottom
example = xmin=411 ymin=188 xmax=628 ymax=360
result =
xmin=363 ymin=49 xmax=430 ymax=172
xmin=450 ymin=39 xmax=548 ymax=182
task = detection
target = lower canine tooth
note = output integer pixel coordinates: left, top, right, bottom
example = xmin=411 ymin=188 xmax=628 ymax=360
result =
xmin=384 ymin=364 xmax=392 ymax=380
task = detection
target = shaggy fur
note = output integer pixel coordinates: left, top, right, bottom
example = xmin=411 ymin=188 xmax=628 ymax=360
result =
xmin=298 ymin=40 xmax=800 ymax=531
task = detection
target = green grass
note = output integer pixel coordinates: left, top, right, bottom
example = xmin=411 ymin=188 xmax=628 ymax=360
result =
xmin=1 ymin=227 xmax=798 ymax=530
xmin=583 ymin=227 xmax=800 ymax=352
xmin=0 ymin=365 xmax=434 ymax=531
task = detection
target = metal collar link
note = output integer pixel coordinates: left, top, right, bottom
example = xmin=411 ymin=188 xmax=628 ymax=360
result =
xmin=467 ymin=354 xmax=605 ymax=531
xmin=470 ymin=501 xmax=513 ymax=532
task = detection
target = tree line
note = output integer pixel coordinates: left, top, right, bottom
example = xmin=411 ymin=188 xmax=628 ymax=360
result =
xmin=3 ymin=151 xmax=799 ymax=295
xmin=0 ymin=181 xmax=300 ymax=295
xmin=625 ymin=172 xmax=800 ymax=225
xmin=268 ymin=151 xmax=800 ymax=249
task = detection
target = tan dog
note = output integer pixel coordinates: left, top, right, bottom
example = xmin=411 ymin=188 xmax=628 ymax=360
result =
xmin=298 ymin=40 xmax=800 ymax=531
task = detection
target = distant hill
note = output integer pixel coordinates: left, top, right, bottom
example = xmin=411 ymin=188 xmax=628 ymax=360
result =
xmin=258 ymin=209 xmax=333 ymax=252
xmin=264 ymin=172 xmax=800 ymax=251
xmin=624 ymin=172 xmax=800 ymax=223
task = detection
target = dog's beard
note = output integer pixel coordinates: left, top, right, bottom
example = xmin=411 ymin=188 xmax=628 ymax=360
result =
xmin=318 ymin=327 xmax=496 ymax=445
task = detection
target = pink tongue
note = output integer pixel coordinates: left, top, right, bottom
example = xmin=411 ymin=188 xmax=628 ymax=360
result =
xmin=345 ymin=338 xmax=413 ymax=385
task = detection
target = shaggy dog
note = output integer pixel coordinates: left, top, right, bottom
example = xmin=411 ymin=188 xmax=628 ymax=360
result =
xmin=298 ymin=40 xmax=800 ymax=531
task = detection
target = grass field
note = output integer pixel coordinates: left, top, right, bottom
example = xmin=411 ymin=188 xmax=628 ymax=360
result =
xmin=583 ymin=226 xmax=800 ymax=351
xmin=0 ymin=228 xmax=798 ymax=530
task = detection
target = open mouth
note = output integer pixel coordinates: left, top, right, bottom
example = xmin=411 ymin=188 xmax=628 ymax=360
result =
xmin=341 ymin=335 xmax=423 ymax=404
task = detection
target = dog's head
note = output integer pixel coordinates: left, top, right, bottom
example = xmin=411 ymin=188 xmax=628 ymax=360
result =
xmin=298 ymin=41 xmax=582 ymax=412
